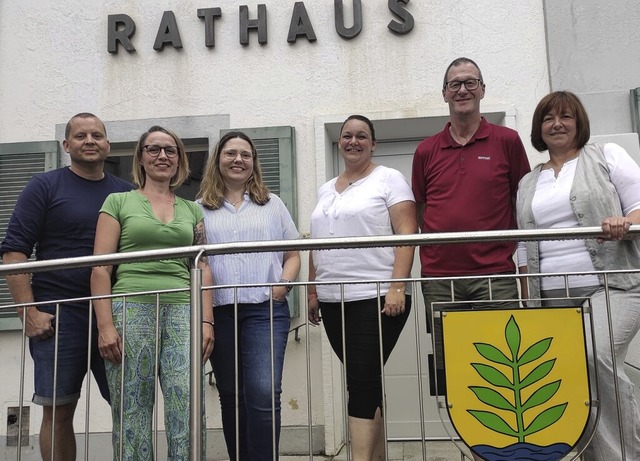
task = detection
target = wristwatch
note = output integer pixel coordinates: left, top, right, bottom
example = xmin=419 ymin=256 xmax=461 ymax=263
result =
xmin=279 ymin=279 xmax=293 ymax=292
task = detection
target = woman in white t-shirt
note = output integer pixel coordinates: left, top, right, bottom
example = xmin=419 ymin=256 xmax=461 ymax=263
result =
xmin=517 ymin=91 xmax=640 ymax=460
xmin=308 ymin=115 xmax=417 ymax=460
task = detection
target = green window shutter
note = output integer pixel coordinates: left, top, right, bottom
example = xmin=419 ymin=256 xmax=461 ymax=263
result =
xmin=0 ymin=141 xmax=59 ymax=328
xmin=220 ymin=127 xmax=299 ymax=316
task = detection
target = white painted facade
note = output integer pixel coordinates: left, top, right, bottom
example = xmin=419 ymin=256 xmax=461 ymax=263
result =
xmin=544 ymin=0 xmax=640 ymax=136
xmin=2 ymin=0 xmax=640 ymax=458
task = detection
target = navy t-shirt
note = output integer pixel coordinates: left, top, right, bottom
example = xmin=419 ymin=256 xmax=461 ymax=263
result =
xmin=0 ymin=167 xmax=133 ymax=306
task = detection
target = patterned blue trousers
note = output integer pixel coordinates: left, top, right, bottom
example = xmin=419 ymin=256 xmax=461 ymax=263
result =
xmin=105 ymin=301 xmax=206 ymax=461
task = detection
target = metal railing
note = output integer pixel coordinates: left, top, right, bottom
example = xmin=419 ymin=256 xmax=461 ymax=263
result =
xmin=0 ymin=226 xmax=638 ymax=460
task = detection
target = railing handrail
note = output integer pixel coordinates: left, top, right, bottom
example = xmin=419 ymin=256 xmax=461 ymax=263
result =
xmin=1 ymin=226 xmax=637 ymax=276
xmin=4 ymin=267 xmax=640 ymax=312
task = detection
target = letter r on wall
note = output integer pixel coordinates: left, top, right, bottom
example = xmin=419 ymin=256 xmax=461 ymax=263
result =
xmin=108 ymin=14 xmax=136 ymax=53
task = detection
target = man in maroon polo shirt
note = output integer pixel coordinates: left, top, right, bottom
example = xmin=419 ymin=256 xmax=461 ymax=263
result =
xmin=411 ymin=57 xmax=531 ymax=395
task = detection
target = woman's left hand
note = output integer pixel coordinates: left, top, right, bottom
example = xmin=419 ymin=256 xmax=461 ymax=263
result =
xmin=202 ymin=322 xmax=215 ymax=364
xmin=382 ymin=288 xmax=406 ymax=317
xmin=600 ymin=215 xmax=633 ymax=242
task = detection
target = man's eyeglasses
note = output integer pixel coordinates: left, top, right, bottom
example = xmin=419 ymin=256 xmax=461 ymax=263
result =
xmin=222 ymin=150 xmax=254 ymax=161
xmin=143 ymin=145 xmax=179 ymax=158
xmin=444 ymin=78 xmax=483 ymax=92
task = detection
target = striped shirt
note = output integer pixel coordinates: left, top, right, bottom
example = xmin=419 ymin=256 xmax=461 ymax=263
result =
xmin=198 ymin=193 xmax=299 ymax=305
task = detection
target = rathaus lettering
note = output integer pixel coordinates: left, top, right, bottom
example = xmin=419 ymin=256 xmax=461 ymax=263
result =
xmin=107 ymin=0 xmax=414 ymax=53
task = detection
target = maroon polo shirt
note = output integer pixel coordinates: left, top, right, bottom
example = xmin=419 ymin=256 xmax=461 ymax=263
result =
xmin=411 ymin=117 xmax=531 ymax=276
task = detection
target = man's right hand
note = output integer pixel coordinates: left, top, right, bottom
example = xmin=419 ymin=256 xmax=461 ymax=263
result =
xmin=22 ymin=308 xmax=55 ymax=340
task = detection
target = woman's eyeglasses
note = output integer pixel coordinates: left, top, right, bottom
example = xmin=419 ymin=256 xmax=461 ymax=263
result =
xmin=222 ymin=150 xmax=254 ymax=161
xmin=143 ymin=145 xmax=179 ymax=158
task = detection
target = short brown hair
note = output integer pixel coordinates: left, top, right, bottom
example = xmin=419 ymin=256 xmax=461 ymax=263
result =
xmin=530 ymin=91 xmax=590 ymax=152
xmin=131 ymin=126 xmax=189 ymax=191
xmin=65 ymin=112 xmax=106 ymax=139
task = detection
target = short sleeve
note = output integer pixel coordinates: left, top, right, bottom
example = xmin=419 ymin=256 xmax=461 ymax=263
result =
xmin=272 ymin=194 xmax=299 ymax=240
xmin=385 ymin=167 xmax=415 ymax=208
xmin=100 ymin=192 xmax=125 ymax=222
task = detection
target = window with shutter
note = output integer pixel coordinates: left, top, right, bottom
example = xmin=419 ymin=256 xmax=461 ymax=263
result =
xmin=0 ymin=141 xmax=59 ymax=328
xmin=221 ymin=126 xmax=299 ymax=316
xmin=0 ymin=123 xmax=299 ymax=326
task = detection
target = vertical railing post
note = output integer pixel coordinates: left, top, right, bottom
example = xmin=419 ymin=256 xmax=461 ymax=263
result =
xmin=17 ymin=312 xmax=28 ymax=461
xmin=190 ymin=251 xmax=205 ymax=461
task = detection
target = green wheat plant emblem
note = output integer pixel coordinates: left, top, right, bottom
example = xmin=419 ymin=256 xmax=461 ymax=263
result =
xmin=467 ymin=315 xmax=567 ymax=443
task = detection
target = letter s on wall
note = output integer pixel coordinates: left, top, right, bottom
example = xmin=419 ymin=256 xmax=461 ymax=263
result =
xmin=388 ymin=0 xmax=414 ymax=35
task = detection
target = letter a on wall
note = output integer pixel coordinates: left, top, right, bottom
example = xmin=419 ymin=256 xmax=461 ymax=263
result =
xmin=442 ymin=307 xmax=590 ymax=461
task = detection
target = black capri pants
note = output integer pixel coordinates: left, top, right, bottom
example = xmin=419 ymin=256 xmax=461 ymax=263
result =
xmin=320 ymin=296 xmax=411 ymax=419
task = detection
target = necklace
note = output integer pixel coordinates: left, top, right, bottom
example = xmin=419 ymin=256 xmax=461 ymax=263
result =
xmin=346 ymin=161 xmax=372 ymax=185
xmin=140 ymin=190 xmax=175 ymax=204
xmin=226 ymin=197 xmax=244 ymax=206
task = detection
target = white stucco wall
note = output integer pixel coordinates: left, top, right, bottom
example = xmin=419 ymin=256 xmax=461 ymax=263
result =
xmin=1 ymin=0 xmax=549 ymax=183
xmin=0 ymin=0 xmax=550 ymax=453
xmin=544 ymin=0 xmax=640 ymax=135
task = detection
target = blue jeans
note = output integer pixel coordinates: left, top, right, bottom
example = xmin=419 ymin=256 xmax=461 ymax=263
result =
xmin=211 ymin=301 xmax=290 ymax=461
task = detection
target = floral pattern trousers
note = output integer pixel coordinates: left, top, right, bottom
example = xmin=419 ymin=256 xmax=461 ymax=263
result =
xmin=105 ymin=301 xmax=206 ymax=461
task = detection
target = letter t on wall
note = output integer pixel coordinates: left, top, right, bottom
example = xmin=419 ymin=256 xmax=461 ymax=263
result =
xmin=197 ymin=8 xmax=222 ymax=47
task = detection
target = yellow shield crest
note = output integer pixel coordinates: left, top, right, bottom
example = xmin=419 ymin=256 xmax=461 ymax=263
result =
xmin=441 ymin=307 xmax=590 ymax=461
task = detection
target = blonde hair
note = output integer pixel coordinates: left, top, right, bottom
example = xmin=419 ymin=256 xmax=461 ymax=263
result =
xmin=131 ymin=126 xmax=189 ymax=191
xmin=198 ymin=131 xmax=270 ymax=209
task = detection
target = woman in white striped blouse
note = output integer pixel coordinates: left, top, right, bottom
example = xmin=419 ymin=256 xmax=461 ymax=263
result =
xmin=197 ymin=131 xmax=300 ymax=461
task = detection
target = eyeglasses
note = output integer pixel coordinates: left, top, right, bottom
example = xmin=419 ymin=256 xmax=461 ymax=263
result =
xmin=143 ymin=145 xmax=179 ymax=158
xmin=222 ymin=150 xmax=254 ymax=161
xmin=444 ymin=78 xmax=483 ymax=92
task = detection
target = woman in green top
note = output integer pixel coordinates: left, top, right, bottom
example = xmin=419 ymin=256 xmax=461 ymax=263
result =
xmin=91 ymin=126 xmax=214 ymax=460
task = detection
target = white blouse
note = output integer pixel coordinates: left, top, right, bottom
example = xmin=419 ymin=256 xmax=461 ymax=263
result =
xmin=310 ymin=165 xmax=414 ymax=302
xmin=517 ymin=143 xmax=640 ymax=290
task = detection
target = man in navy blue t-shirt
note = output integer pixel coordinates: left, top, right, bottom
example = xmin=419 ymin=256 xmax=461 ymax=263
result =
xmin=0 ymin=113 xmax=132 ymax=461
